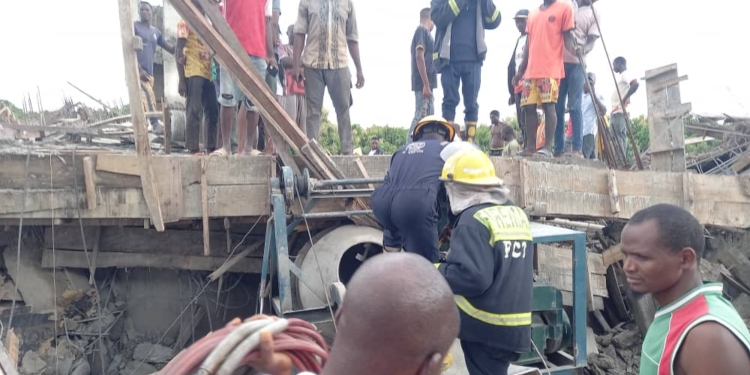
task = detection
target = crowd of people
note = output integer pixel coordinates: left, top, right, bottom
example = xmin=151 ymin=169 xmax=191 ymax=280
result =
xmin=132 ymin=0 xmax=643 ymax=160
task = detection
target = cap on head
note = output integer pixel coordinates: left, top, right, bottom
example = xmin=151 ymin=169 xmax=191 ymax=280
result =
xmin=440 ymin=148 xmax=503 ymax=186
xmin=513 ymin=9 xmax=529 ymax=19
xmin=414 ymin=115 xmax=456 ymax=142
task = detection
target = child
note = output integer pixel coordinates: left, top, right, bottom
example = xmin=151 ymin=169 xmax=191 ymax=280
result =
xmin=502 ymin=127 xmax=521 ymax=157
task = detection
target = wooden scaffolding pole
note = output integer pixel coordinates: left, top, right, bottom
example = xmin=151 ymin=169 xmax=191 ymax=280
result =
xmin=117 ymin=0 xmax=165 ymax=231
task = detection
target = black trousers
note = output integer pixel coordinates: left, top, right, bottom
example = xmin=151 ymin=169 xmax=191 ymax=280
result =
xmin=371 ymin=185 xmax=440 ymax=263
xmin=186 ymin=76 xmax=219 ymax=153
xmin=461 ymin=340 xmax=521 ymax=375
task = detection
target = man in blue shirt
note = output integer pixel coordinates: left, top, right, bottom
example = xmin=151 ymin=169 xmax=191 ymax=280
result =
xmin=134 ymin=1 xmax=174 ymax=135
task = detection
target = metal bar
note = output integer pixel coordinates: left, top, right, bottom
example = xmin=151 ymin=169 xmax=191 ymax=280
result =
xmin=286 ymin=199 xmax=320 ymax=235
xmin=313 ymin=178 xmax=384 ymax=187
xmin=572 ymin=234 xmax=588 ymax=369
xmin=309 ymin=190 xmax=375 ymax=199
xmin=271 ymin=193 xmax=293 ymax=313
xmin=300 ymin=210 xmax=373 ymax=219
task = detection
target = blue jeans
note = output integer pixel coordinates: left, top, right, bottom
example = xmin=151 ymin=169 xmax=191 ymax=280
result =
xmin=408 ymin=90 xmax=435 ymax=142
xmin=554 ymin=63 xmax=584 ymax=153
xmin=440 ymin=61 xmax=481 ymax=123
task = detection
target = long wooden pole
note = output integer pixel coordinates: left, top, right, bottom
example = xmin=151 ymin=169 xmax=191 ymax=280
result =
xmin=117 ymin=0 xmax=165 ymax=231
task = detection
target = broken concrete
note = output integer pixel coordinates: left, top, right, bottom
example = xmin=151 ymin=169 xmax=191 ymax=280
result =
xmin=133 ymin=343 xmax=173 ymax=364
xmin=120 ymin=361 xmax=157 ymax=375
xmin=3 ymin=235 xmax=90 ymax=313
xmin=21 ymin=351 xmax=47 ymax=375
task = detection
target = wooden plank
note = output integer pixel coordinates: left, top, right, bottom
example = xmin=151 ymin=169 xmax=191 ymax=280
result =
xmin=152 ymin=158 xmax=183 ymax=223
xmin=655 ymin=103 xmax=692 ymax=120
xmin=83 ymin=157 xmax=98 ymax=210
xmin=642 ymin=64 xmax=677 ymax=80
xmin=89 ymin=227 xmax=102 ymax=285
xmin=608 ymin=169 xmax=620 ymax=214
xmin=42 ymin=250 xmax=262 ymax=273
xmin=163 ymin=102 xmax=172 ymax=154
xmin=43 ymin=226 xmax=263 ymax=256
xmin=2 ymin=331 xmax=19 ymax=374
xmin=201 ymin=158 xmax=210 ymax=256
xmin=649 ymin=75 xmax=688 ymax=92
xmin=602 ymin=244 xmax=623 ymax=266
xmin=0 ymin=183 xmax=269 ymax=219
xmin=117 ymin=0 xmax=165 ymax=231
xmin=96 ymin=154 xmax=140 ymax=175
xmin=536 ymin=245 xmax=608 ymax=299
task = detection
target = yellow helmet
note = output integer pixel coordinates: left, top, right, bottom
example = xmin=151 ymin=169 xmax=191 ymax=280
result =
xmin=413 ymin=115 xmax=456 ymax=142
xmin=440 ymin=148 xmax=503 ymax=186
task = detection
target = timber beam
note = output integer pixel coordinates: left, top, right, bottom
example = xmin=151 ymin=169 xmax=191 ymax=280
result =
xmin=117 ymin=0 xmax=165 ymax=231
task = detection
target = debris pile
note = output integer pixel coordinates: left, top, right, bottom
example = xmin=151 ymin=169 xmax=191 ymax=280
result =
xmin=587 ymin=323 xmax=642 ymax=375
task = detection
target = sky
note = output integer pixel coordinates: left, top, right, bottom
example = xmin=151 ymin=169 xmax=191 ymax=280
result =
xmin=1 ymin=0 xmax=749 ymax=129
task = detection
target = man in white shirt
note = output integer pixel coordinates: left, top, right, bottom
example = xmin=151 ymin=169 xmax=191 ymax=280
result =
xmin=610 ymin=56 xmax=639 ymax=157
xmin=582 ymin=72 xmax=606 ymax=159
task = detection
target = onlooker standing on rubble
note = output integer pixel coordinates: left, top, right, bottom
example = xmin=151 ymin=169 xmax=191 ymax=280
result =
xmin=554 ymin=0 xmax=601 ymax=158
xmin=507 ymin=9 xmax=529 ymax=145
xmin=512 ymin=0 xmax=578 ymax=157
xmin=501 ymin=127 xmax=520 ymax=157
xmin=279 ymin=25 xmax=306 ymax=134
xmin=407 ymin=8 xmax=437 ymax=143
xmin=213 ymin=0 xmax=277 ymax=157
xmin=436 ymin=148 xmax=534 ymax=375
xmin=134 ymin=1 xmax=175 ymax=135
xmin=368 ymin=137 xmax=383 ymax=155
xmin=431 ymin=0 xmax=501 ymax=144
xmin=292 ymin=0 xmax=363 ymax=155
xmin=489 ymin=110 xmax=507 ymax=156
xmin=370 ymin=116 xmax=456 ymax=262
xmin=176 ymin=20 xmax=218 ymax=155
xmin=610 ymin=56 xmax=639 ymax=157
xmin=582 ymin=72 xmax=606 ymax=159
xmin=620 ymin=204 xmax=750 ymax=375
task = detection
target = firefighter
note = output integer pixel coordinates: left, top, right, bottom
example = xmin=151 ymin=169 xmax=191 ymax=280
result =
xmin=435 ymin=148 xmax=534 ymax=375
xmin=370 ymin=115 xmax=456 ymax=262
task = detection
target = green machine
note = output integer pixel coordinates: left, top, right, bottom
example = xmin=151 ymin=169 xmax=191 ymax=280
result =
xmin=517 ymin=284 xmax=574 ymax=366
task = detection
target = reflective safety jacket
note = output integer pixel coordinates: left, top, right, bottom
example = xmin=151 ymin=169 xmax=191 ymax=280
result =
xmin=435 ymin=202 xmax=533 ymax=352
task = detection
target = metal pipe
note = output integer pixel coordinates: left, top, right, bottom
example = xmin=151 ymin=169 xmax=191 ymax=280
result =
xmin=300 ymin=210 xmax=373 ymax=219
xmin=309 ymin=188 xmax=375 ymax=199
xmin=313 ymin=178 xmax=384 ymax=187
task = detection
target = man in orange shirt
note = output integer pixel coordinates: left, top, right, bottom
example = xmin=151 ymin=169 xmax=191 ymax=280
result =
xmin=512 ymin=0 xmax=579 ymax=157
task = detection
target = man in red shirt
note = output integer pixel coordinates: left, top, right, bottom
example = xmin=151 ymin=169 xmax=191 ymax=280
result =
xmin=512 ymin=0 xmax=579 ymax=157
xmin=213 ymin=0 xmax=275 ymax=156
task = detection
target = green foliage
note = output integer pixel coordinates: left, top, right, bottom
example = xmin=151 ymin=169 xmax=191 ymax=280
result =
xmin=318 ymin=108 xmax=409 ymax=154
xmin=0 ymin=100 xmax=26 ymax=120
xmin=628 ymin=114 xmax=650 ymax=159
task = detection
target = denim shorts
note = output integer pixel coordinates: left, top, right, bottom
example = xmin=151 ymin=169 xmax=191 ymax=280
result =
xmin=218 ymin=55 xmax=267 ymax=111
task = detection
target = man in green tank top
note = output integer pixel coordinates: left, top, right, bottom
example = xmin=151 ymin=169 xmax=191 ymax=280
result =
xmin=621 ymin=204 xmax=750 ymax=375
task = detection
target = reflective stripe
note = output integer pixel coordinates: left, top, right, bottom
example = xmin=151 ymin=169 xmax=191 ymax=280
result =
xmin=448 ymin=0 xmax=460 ymax=16
xmin=473 ymin=205 xmax=532 ymax=243
xmin=455 ymin=296 xmax=532 ymax=326
xmin=434 ymin=263 xmax=441 ymax=269
xmin=484 ymin=8 xmax=500 ymax=23
xmin=432 ymin=52 xmax=439 ymax=61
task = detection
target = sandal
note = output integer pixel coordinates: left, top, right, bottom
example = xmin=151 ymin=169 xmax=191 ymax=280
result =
xmin=210 ymin=148 xmax=230 ymax=157
xmin=535 ymin=149 xmax=553 ymax=158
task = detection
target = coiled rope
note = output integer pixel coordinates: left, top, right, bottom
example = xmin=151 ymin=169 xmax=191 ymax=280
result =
xmin=161 ymin=317 xmax=328 ymax=375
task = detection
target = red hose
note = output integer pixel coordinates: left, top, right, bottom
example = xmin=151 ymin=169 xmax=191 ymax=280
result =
xmin=160 ymin=318 xmax=328 ymax=375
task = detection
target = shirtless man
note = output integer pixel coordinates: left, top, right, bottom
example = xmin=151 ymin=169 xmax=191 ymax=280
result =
xmin=244 ymin=252 xmax=461 ymax=375
xmin=621 ymin=204 xmax=750 ymax=375
xmin=488 ymin=110 xmax=507 ymax=156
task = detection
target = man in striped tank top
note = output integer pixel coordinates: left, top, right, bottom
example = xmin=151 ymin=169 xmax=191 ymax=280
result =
xmin=620 ymin=204 xmax=750 ymax=375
